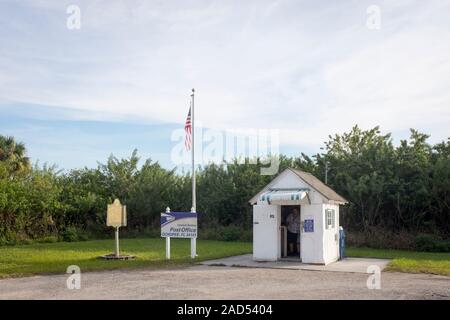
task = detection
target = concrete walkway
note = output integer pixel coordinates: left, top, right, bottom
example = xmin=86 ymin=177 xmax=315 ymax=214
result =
xmin=199 ymin=254 xmax=391 ymax=274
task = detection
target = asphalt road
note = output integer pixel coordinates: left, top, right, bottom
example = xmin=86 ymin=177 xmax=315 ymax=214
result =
xmin=0 ymin=265 xmax=449 ymax=300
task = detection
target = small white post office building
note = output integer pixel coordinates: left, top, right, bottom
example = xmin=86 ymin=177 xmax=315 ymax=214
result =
xmin=249 ymin=168 xmax=348 ymax=265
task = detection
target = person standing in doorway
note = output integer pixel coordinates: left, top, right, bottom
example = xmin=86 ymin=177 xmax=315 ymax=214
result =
xmin=286 ymin=207 xmax=300 ymax=255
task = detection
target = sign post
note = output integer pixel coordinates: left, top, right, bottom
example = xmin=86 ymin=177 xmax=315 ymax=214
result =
xmin=190 ymin=237 xmax=196 ymax=259
xmin=165 ymin=207 xmax=171 ymax=259
xmin=107 ymin=199 xmax=126 ymax=257
xmin=101 ymin=199 xmax=134 ymax=260
xmin=166 ymin=237 xmax=171 ymax=259
xmin=161 ymin=207 xmax=198 ymax=259
xmin=115 ymin=227 xmax=120 ymax=258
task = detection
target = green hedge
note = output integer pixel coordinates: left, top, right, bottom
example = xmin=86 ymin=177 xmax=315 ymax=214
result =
xmin=413 ymin=234 xmax=450 ymax=252
xmin=1 ymin=126 xmax=449 ymax=252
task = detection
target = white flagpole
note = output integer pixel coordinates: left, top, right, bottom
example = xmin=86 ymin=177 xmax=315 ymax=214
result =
xmin=190 ymin=88 xmax=197 ymax=258
xmin=191 ymin=88 xmax=196 ymax=212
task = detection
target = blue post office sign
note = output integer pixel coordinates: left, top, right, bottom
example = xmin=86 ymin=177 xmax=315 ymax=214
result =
xmin=304 ymin=219 xmax=314 ymax=232
xmin=161 ymin=212 xmax=197 ymax=238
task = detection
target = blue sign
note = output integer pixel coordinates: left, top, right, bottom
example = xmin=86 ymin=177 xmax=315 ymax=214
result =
xmin=161 ymin=212 xmax=197 ymax=238
xmin=304 ymin=219 xmax=314 ymax=232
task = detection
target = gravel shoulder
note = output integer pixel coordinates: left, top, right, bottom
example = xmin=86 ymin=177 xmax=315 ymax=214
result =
xmin=0 ymin=265 xmax=449 ymax=300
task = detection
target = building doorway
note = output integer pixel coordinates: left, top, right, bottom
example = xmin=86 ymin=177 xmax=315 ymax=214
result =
xmin=281 ymin=205 xmax=301 ymax=259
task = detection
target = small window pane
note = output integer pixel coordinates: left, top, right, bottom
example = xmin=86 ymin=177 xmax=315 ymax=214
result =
xmin=325 ymin=209 xmax=335 ymax=229
xmin=331 ymin=209 xmax=335 ymax=228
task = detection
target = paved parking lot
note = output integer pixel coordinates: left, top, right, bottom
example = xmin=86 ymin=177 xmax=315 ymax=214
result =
xmin=0 ymin=265 xmax=449 ymax=300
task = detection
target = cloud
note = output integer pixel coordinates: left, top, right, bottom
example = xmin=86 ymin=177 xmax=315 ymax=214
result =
xmin=0 ymin=0 xmax=449 ymax=153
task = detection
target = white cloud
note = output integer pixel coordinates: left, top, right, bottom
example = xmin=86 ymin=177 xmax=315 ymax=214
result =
xmin=0 ymin=0 xmax=449 ymax=150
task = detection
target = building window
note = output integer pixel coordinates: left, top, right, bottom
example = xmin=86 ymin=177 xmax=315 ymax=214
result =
xmin=325 ymin=209 xmax=335 ymax=229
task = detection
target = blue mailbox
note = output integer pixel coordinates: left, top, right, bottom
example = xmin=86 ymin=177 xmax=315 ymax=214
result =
xmin=339 ymin=226 xmax=345 ymax=260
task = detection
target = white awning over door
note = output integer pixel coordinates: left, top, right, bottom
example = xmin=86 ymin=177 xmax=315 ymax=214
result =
xmin=258 ymin=188 xmax=310 ymax=205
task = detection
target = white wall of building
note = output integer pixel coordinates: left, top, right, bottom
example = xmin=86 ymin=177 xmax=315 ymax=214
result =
xmin=300 ymin=204 xmax=324 ymax=264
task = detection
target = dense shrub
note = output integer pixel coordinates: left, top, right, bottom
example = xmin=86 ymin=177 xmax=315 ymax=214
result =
xmin=0 ymin=163 xmax=62 ymax=243
xmin=61 ymin=226 xmax=89 ymax=242
xmin=197 ymin=226 xmax=252 ymax=242
xmin=38 ymin=236 xmax=59 ymax=244
xmin=346 ymin=228 xmax=414 ymax=250
xmin=219 ymin=225 xmax=241 ymax=241
xmin=346 ymin=231 xmax=450 ymax=252
xmin=413 ymin=234 xmax=450 ymax=252
xmin=1 ymin=127 xmax=449 ymax=251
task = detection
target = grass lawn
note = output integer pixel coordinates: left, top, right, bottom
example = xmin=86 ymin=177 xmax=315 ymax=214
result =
xmin=347 ymin=247 xmax=450 ymax=277
xmin=2 ymin=240 xmax=449 ymax=279
xmin=0 ymin=238 xmax=251 ymax=279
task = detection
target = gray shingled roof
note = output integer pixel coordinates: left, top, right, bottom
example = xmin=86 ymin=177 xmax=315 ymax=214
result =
xmin=289 ymin=168 xmax=348 ymax=204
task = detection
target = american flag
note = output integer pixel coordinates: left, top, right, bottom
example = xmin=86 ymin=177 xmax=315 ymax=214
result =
xmin=184 ymin=106 xmax=192 ymax=151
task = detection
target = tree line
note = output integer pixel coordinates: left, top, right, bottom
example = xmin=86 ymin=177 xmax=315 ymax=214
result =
xmin=0 ymin=126 xmax=448 ymax=249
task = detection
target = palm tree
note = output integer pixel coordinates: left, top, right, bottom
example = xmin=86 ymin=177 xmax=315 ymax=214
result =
xmin=0 ymin=135 xmax=31 ymax=173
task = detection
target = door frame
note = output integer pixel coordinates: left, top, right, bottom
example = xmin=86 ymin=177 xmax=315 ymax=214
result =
xmin=280 ymin=205 xmax=301 ymax=260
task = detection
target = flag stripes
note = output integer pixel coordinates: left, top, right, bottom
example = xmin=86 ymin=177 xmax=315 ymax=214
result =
xmin=185 ymin=106 xmax=192 ymax=151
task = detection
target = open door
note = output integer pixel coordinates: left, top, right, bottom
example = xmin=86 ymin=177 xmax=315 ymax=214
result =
xmin=253 ymin=204 xmax=280 ymax=261
xmin=281 ymin=205 xmax=301 ymax=259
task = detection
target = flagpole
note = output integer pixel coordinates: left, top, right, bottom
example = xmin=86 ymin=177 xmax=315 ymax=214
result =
xmin=190 ymin=88 xmax=197 ymax=258
xmin=191 ymin=88 xmax=196 ymax=212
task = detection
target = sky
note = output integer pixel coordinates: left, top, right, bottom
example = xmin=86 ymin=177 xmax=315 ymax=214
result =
xmin=1 ymin=0 xmax=449 ymax=171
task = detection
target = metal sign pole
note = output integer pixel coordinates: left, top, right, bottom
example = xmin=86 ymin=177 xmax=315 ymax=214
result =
xmin=190 ymin=237 xmax=196 ymax=259
xmin=115 ymin=227 xmax=120 ymax=258
xmin=166 ymin=237 xmax=171 ymax=259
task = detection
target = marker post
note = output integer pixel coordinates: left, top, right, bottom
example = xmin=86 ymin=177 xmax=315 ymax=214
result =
xmin=166 ymin=237 xmax=171 ymax=260
xmin=165 ymin=207 xmax=171 ymax=260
